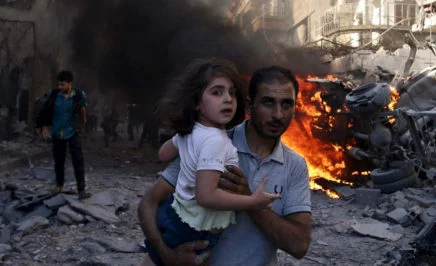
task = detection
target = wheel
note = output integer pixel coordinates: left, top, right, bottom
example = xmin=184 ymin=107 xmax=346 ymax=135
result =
xmin=374 ymin=174 xmax=417 ymax=193
xmin=345 ymin=82 xmax=391 ymax=114
xmin=371 ymin=165 xmax=415 ymax=184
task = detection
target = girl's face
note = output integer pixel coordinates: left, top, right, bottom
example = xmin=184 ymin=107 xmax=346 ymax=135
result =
xmin=197 ymin=76 xmax=237 ymax=129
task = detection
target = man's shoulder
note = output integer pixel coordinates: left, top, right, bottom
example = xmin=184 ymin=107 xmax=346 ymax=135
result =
xmin=280 ymin=143 xmax=306 ymax=164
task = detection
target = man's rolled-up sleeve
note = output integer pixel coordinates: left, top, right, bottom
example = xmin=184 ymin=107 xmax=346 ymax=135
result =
xmin=283 ymin=157 xmax=311 ymax=216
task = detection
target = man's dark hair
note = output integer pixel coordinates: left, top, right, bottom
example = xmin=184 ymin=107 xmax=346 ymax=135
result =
xmin=57 ymin=70 xmax=74 ymax=82
xmin=248 ymin=66 xmax=299 ymax=101
xmin=155 ymin=58 xmax=246 ymax=136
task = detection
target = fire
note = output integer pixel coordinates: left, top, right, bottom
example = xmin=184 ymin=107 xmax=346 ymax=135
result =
xmin=387 ymin=85 xmax=400 ymax=110
xmin=280 ymin=76 xmax=353 ymax=198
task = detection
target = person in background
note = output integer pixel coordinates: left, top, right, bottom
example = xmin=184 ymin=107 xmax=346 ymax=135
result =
xmin=37 ymin=70 xmax=91 ymax=200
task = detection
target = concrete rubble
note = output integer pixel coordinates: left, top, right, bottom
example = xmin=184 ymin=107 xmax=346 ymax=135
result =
xmin=0 ymin=133 xmax=434 ymax=265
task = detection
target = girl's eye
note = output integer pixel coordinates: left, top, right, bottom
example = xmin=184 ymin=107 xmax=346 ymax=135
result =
xmin=229 ymin=88 xmax=236 ymax=96
xmin=212 ymin=90 xmax=222 ymax=96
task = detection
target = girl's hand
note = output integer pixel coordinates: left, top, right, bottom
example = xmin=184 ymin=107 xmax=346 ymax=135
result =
xmin=250 ymin=177 xmax=280 ymax=210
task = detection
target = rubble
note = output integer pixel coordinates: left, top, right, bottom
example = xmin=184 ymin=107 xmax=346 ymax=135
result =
xmin=0 ymin=132 xmax=434 ymax=265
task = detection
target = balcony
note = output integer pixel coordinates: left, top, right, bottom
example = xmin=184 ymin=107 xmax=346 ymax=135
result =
xmin=318 ymin=1 xmax=416 ymax=37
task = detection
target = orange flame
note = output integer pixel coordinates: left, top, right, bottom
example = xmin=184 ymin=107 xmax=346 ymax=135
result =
xmin=279 ymin=76 xmax=354 ymax=198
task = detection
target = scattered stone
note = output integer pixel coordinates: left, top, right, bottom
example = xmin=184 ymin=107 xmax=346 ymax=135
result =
xmin=333 ymin=220 xmax=354 ymax=233
xmin=333 ymin=186 xmax=355 ymax=200
xmin=372 ymin=209 xmax=387 ymax=221
xmin=407 ymin=205 xmax=422 ymax=221
xmin=0 ymin=225 xmax=12 ymax=244
xmin=0 ymin=243 xmax=12 ymax=253
xmin=81 ymin=241 xmax=107 ymax=254
xmin=84 ymin=236 xmax=143 ymax=253
xmin=316 ymin=240 xmax=328 ymax=246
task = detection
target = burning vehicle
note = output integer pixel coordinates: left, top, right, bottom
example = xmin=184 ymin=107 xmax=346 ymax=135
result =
xmin=288 ymin=67 xmax=436 ymax=195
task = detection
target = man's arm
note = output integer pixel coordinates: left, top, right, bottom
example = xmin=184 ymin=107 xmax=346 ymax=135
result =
xmin=158 ymin=139 xmax=178 ymax=162
xmin=220 ymin=166 xmax=311 ymax=259
xmin=137 ymin=177 xmax=209 ymax=266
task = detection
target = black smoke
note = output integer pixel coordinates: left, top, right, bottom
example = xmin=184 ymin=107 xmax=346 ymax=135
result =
xmin=70 ymin=0 xmax=329 ymax=104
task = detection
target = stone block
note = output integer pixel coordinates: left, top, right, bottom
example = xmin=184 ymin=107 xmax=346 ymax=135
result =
xmin=356 ymin=188 xmax=381 ymax=206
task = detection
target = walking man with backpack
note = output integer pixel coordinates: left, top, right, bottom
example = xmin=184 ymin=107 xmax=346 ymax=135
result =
xmin=36 ymin=70 xmax=91 ymax=200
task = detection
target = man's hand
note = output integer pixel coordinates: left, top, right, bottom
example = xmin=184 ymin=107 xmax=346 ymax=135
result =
xmin=219 ymin=165 xmax=250 ymax=195
xmin=162 ymin=241 xmax=210 ymax=266
xmin=42 ymin=127 xmax=50 ymax=140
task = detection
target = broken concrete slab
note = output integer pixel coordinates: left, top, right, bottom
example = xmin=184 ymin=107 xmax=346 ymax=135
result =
xmin=65 ymin=197 xmax=120 ymax=224
xmin=351 ymin=218 xmax=403 ymax=241
xmin=405 ymin=194 xmax=436 ymax=207
xmin=57 ymin=205 xmax=86 ymax=225
xmin=22 ymin=205 xmax=53 ymax=220
xmin=356 ymin=188 xmax=381 ymax=206
xmin=15 ymin=216 xmax=49 ymax=235
xmin=43 ymin=194 xmax=67 ymax=209
xmin=333 ymin=186 xmax=355 ymax=200
xmin=386 ymin=208 xmax=410 ymax=225
xmin=87 ymin=188 xmax=131 ymax=213
xmin=420 ymin=207 xmax=436 ymax=224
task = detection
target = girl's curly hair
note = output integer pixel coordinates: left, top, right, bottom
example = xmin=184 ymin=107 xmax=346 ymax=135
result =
xmin=155 ymin=58 xmax=246 ymax=136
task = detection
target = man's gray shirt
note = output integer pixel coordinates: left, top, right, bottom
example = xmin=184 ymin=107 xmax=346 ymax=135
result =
xmin=162 ymin=121 xmax=311 ymax=266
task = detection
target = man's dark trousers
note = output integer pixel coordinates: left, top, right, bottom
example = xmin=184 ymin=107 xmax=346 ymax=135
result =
xmin=52 ymin=135 xmax=85 ymax=192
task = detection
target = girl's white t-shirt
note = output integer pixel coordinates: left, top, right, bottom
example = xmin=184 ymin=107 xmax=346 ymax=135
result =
xmin=172 ymin=122 xmax=239 ymax=200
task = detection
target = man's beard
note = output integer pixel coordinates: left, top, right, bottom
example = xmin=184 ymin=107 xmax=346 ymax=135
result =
xmin=250 ymin=118 xmax=285 ymax=140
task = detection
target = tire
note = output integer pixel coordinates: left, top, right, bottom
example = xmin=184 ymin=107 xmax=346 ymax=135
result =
xmin=374 ymin=174 xmax=417 ymax=193
xmin=345 ymin=82 xmax=391 ymax=114
xmin=371 ymin=165 xmax=415 ymax=184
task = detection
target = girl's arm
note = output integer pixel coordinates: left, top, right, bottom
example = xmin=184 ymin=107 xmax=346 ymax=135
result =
xmin=158 ymin=139 xmax=178 ymax=162
xmin=195 ymin=169 xmax=278 ymax=211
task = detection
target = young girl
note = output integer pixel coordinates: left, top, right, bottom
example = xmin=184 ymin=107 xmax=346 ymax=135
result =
xmin=146 ymin=58 xmax=279 ymax=266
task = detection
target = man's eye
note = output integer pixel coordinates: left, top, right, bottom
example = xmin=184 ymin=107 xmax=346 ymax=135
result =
xmin=282 ymin=102 xmax=293 ymax=110
xmin=262 ymin=101 xmax=274 ymax=107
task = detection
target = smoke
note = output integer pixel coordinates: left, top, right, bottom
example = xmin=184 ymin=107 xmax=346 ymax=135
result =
xmin=70 ymin=0 xmax=329 ymax=104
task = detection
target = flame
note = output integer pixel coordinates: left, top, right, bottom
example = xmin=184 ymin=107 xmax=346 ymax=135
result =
xmin=279 ymin=76 xmax=355 ymax=199
xmin=387 ymin=85 xmax=400 ymax=110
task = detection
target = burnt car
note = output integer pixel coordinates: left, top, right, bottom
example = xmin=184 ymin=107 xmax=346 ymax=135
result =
xmin=308 ymin=67 xmax=436 ymax=192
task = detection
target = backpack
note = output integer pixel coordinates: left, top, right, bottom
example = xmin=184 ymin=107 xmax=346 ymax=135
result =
xmin=35 ymin=89 xmax=84 ymax=130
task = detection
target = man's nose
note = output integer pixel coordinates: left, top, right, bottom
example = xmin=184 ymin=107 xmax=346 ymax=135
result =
xmin=272 ymin=105 xmax=284 ymax=119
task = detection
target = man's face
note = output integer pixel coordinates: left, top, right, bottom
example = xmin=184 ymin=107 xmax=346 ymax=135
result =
xmin=57 ymin=81 xmax=72 ymax=94
xmin=249 ymin=81 xmax=296 ymax=139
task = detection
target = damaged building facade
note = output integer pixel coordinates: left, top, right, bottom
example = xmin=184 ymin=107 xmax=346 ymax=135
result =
xmin=228 ymin=0 xmax=435 ymax=78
